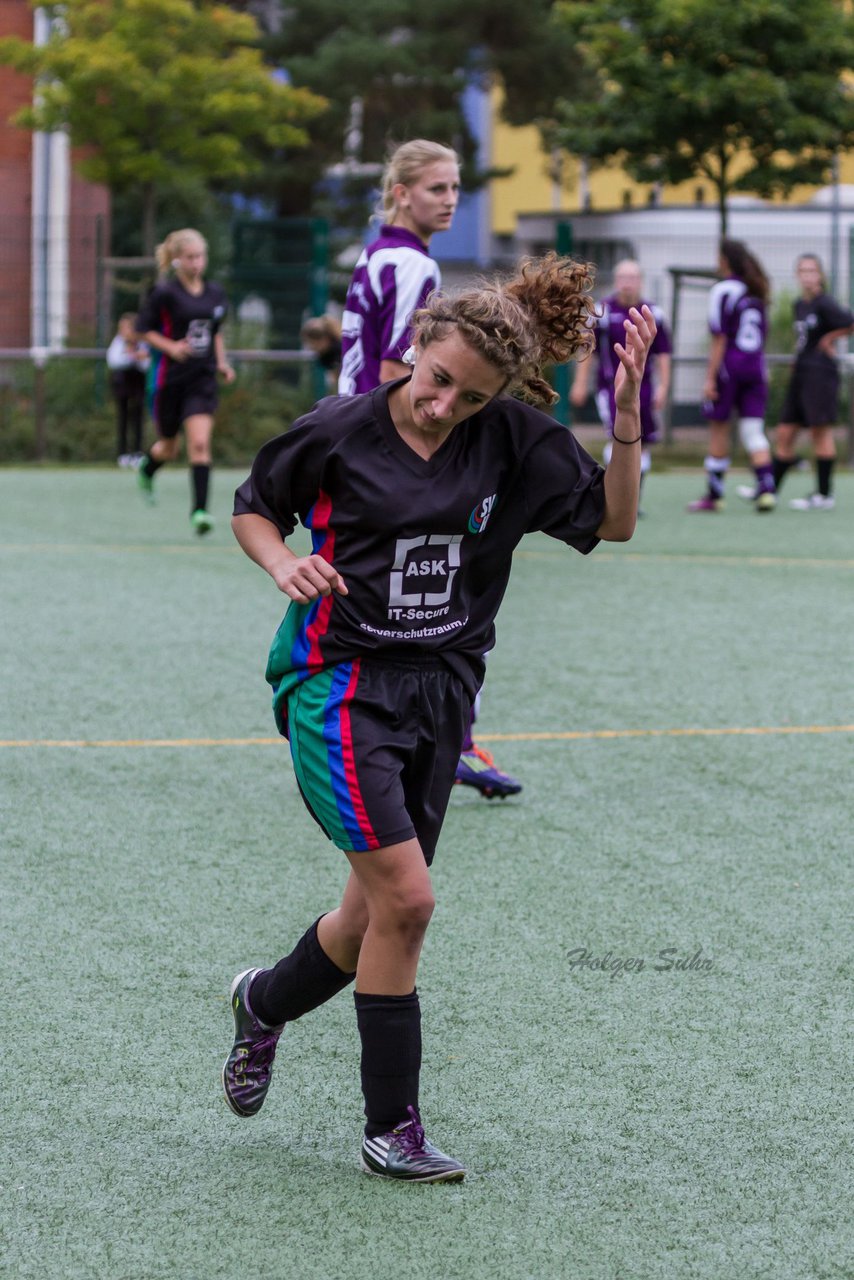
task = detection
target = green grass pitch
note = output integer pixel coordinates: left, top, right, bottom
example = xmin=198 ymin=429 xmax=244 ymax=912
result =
xmin=1 ymin=463 xmax=851 ymax=1279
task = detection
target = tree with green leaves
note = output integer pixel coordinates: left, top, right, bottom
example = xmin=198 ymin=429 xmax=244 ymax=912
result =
xmin=241 ymin=0 xmax=584 ymax=217
xmin=552 ymin=0 xmax=854 ymax=234
xmin=0 ymin=0 xmax=325 ymax=252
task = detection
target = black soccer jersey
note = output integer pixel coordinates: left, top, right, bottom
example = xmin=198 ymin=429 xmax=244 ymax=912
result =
xmin=137 ymin=278 xmax=228 ymax=385
xmin=793 ymin=293 xmax=854 ymax=367
xmin=234 ymin=380 xmax=606 ymax=714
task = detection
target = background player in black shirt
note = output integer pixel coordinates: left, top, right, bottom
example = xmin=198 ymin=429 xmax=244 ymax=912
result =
xmin=222 ymin=253 xmax=657 ymax=1182
xmin=771 ymin=254 xmax=854 ymax=510
xmin=135 ymin=228 xmax=235 ymax=534
xmin=106 ymin=312 xmax=149 ymax=465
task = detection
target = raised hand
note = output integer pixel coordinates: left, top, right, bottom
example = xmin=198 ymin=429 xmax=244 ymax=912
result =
xmin=613 ymin=305 xmax=657 ymax=411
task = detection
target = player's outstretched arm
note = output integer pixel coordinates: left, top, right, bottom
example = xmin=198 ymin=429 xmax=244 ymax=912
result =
xmin=702 ymin=334 xmax=726 ymax=402
xmin=597 ymin=305 xmax=656 ymax=542
xmin=569 ymin=350 xmax=594 ymax=408
xmin=231 ymin=512 xmax=348 ymax=603
xmin=215 ymin=332 xmax=236 ymax=383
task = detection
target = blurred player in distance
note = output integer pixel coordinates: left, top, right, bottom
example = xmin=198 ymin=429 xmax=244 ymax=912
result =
xmin=135 ymin=228 xmax=235 ymax=535
xmin=338 ymin=138 xmax=459 ymax=394
xmin=106 ymin=312 xmax=149 ymax=466
xmin=571 ymin=258 xmax=671 ymax=514
xmin=765 ymin=254 xmax=854 ymax=511
xmin=300 ymin=315 xmax=342 ymax=392
xmin=688 ymin=239 xmax=775 ymax=513
xmin=339 ymin=139 xmax=520 ymax=799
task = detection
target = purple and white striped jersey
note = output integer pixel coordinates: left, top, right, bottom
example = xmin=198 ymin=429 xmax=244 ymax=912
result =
xmin=338 ymin=225 xmax=440 ymax=396
xmin=708 ymin=277 xmax=767 ymax=378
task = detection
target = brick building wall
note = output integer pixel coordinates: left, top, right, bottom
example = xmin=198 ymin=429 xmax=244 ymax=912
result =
xmin=0 ymin=0 xmax=33 ymax=345
xmin=0 ymin=0 xmax=109 ymax=347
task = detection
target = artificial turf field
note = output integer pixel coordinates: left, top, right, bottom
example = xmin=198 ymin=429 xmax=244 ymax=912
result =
xmin=1 ymin=464 xmax=851 ymax=1280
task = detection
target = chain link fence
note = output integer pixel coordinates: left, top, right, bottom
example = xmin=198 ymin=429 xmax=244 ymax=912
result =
xmin=0 ymin=348 xmax=327 ymax=465
xmin=2 ymin=210 xmax=854 ymax=464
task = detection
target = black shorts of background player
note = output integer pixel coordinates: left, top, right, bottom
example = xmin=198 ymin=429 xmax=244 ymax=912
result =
xmin=772 ymin=254 xmax=854 ymax=511
xmin=135 ymin=228 xmax=235 ymax=535
xmin=222 ymin=252 xmax=657 ymax=1182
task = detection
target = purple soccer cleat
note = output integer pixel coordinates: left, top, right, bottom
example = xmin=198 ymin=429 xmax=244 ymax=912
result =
xmin=222 ymin=968 xmax=284 ymax=1117
xmin=686 ymin=495 xmax=724 ymax=513
xmin=455 ymin=745 xmax=522 ymax=799
xmin=360 ymin=1106 xmax=465 ymax=1183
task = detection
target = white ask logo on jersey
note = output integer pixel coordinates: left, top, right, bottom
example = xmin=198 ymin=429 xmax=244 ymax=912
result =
xmin=388 ymin=534 xmax=462 ymax=613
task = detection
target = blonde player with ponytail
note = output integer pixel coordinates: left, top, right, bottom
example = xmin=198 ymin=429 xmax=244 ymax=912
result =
xmin=339 ymin=139 xmax=521 ymax=798
xmin=136 ymin=228 xmax=234 ymax=534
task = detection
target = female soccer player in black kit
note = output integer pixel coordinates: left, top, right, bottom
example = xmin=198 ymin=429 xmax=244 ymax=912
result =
xmin=223 ymin=253 xmax=656 ymax=1182
xmin=772 ymin=253 xmax=854 ymax=510
xmin=136 ymin=228 xmax=235 ymax=534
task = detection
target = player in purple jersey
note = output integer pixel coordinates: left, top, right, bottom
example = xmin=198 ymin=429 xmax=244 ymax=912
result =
xmin=339 ymin=139 xmax=519 ymax=798
xmin=135 ymin=228 xmax=235 ymax=535
xmin=223 ymin=253 xmax=657 ymax=1182
xmin=571 ymin=259 xmax=671 ymax=512
xmin=339 ymin=139 xmax=458 ymax=395
xmin=767 ymin=254 xmax=854 ymax=511
xmin=688 ymin=239 xmax=776 ymax=513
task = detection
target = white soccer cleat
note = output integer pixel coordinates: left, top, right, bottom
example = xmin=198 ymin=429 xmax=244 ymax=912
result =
xmin=789 ymin=494 xmax=835 ymax=511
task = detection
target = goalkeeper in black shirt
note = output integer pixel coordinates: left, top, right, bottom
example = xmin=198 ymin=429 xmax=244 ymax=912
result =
xmin=770 ymin=253 xmax=854 ymax=510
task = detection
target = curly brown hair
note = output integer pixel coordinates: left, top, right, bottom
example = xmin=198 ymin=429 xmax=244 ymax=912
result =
xmin=410 ymin=253 xmax=597 ymax=405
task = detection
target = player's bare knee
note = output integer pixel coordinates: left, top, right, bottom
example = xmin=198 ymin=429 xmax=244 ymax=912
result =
xmin=338 ymin=908 xmax=369 ymax=953
xmin=739 ymin=417 xmax=769 ymax=456
xmin=376 ymin=890 xmax=435 ymax=940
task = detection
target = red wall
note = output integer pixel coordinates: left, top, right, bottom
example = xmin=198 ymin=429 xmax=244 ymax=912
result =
xmin=0 ymin=0 xmax=110 ymax=346
xmin=0 ymin=0 xmax=34 ymax=345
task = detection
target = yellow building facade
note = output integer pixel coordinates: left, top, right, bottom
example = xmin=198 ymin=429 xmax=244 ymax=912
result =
xmin=490 ymin=88 xmax=854 ymax=238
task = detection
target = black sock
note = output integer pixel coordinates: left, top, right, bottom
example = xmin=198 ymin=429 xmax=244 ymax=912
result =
xmin=192 ymin=464 xmax=210 ymax=511
xmin=249 ymin=917 xmax=355 ymax=1026
xmin=141 ymin=452 xmax=164 ymax=478
xmin=772 ymin=455 xmax=798 ymax=491
xmin=816 ymin=458 xmax=834 ymax=497
xmin=355 ymin=990 xmax=421 ymax=1138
